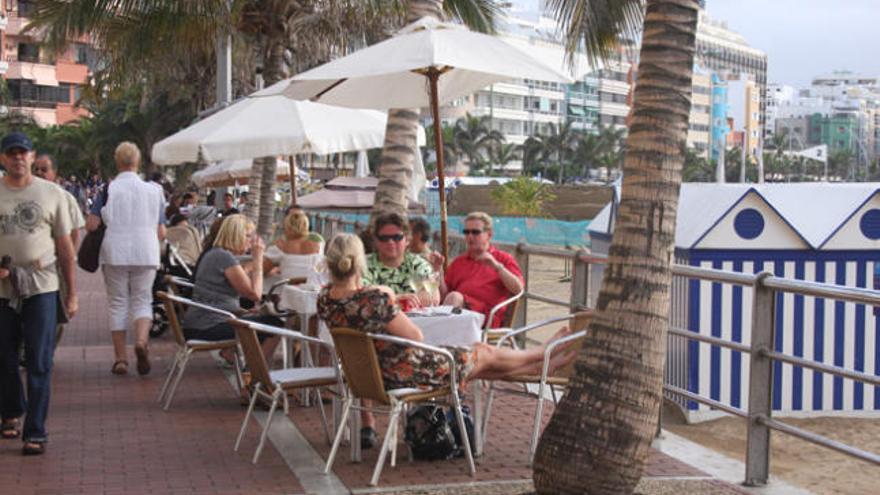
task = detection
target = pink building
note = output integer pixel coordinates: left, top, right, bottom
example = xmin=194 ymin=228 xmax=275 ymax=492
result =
xmin=1 ymin=1 xmax=91 ymax=125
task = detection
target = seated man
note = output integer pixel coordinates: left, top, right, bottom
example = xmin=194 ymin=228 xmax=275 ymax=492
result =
xmin=442 ymin=212 xmax=523 ymax=328
xmin=363 ymin=212 xmax=440 ymax=308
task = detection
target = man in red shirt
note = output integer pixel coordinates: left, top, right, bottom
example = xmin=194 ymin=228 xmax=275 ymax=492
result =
xmin=442 ymin=212 xmax=523 ymax=328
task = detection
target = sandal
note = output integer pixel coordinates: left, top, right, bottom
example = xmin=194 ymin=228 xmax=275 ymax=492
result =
xmin=1 ymin=418 xmax=21 ymax=439
xmin=111 ymin=360 xmax=128 ymax=376
xmin=22 ymin=441 xmax=45 ymax=456
xmin=135 ymin=345 xmax=151 ymax=375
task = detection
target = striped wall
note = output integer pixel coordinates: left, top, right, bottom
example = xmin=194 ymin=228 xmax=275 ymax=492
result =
xmin=680 ymin=250 xmax=880 ymax=415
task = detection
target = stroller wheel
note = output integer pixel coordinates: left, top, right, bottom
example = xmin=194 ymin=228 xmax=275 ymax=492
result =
xmin=150 ymin=306 xmax=168 ymax=338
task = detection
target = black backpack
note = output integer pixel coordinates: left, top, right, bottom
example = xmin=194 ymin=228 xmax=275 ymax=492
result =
xmin=404 ymin=405 xmax=457 ymax=461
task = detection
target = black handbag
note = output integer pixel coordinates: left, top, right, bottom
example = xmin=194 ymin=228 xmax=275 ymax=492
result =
xmin=77 ymin=223 xmax=104 ymax=273
xmin=77 ymin=185 xmax=109 ymax=273
xmin=404 ymin=404 xmax=458 ymax=461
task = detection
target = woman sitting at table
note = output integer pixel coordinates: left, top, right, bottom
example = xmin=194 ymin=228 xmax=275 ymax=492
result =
xmin=263 ymin=210 xmax=323 ymax=283
xmin=317 ymin=232 xmax=576 ymax=390
xmin=183 ymin=214 xmax=280 ymax=363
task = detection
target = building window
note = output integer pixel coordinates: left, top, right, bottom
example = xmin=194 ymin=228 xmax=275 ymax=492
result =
xmin=7 ymin=80 xmax=70 ymax=108
xmin=17 ymin=43 xmax=40 ymax=63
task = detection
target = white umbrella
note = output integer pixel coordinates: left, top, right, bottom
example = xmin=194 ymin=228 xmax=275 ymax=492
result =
xmin=263 ymin=16 xmax=573 ymax=262
xmin=151 ymin=96 xmax=391 ymax=165
xmin=355 ymin=150 xmax=370 ymax=178
xmin=191 ymin=158 xmax=309 ymax=187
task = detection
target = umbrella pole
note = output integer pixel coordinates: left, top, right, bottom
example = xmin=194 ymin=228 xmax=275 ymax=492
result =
xmin=428 ymin=70 xmax=448 ymax=269
xmin=289 ymin=155 xmax=298 ymax=206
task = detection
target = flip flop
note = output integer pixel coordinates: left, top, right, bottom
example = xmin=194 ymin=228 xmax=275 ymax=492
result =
xmin=135 ymin=346 xmax=151 ymax=375
xmin=22 ymin=441 xmax=45 ymax=456
xmin=1 ymin=419 xmax=20 ymax=439
xmin=111 ymin=360 xmax=128 ymax=376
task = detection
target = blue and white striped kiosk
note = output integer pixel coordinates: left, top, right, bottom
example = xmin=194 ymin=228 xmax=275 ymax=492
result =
xmin=588 ymin=183 xmax=880 ymax=421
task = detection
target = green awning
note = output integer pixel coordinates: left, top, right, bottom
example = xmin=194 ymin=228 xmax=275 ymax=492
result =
xmin=568 ymin=105 xmax=585 ymax=116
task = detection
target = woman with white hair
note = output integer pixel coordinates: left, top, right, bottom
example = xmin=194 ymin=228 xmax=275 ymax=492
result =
xmin=87 ymin=142 xmax=165 ymax=376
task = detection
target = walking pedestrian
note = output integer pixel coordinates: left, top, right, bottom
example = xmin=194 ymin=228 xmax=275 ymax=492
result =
xmin=0 ymin=131 xmax=78 ymax=456
xmin=86 ymin=142 xmax=165 ymax=376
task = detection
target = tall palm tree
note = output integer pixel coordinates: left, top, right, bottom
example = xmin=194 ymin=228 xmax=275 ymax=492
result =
xmin=532 ymin=1 xmax=699 ymax=494
xmin=487 ymin=142 xmax=519 ymax=176
xmin=453 ymin=113 xmax=505 ymax=174
xmin=545 ymin=121 xmax=579 ymax=184
xmin=522 ymin=131 xmax=553 ymax=179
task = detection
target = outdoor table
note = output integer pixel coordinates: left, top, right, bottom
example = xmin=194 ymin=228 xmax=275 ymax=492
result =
xmin=278 ymin=284 xmax=325 ymax=369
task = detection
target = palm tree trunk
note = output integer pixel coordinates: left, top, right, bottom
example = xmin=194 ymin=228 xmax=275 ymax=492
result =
xmin=249 ymin=31 xmax=288 ymax=239
xmin=532 ymin=2 xmax=699 ymax=494
xmin=370 ymin=0 xmax=444 ymax=224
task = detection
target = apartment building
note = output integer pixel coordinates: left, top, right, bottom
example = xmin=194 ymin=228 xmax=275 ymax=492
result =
xmin=687 ymin=68 xmax=712 ymax=158
xmin=696 ymin=9 xmax=768 ymax=129
xmin=1 ymin=1 xmax=91 ymax=125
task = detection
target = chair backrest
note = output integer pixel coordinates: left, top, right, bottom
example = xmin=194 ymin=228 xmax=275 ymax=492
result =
xmin=551 ymin=311 xmax=592 ymax=379
xmin=499 ymin=295 xmax=521 ymax=328
xmin=329 ymin=327 xmax=391 ymax=405
xmin=485 ymin=289 xmax=524 ymax=330
xmin=230 ymin=320 xmax=274 ymax=391
xmin=157 ymin=291 xmax=188 ymax=347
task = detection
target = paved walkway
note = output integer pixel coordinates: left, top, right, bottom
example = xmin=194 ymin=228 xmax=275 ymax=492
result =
xmin=0 ymin=269 xmax=755 ymax=495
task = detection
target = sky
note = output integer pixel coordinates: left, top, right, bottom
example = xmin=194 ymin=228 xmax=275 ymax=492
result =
xmin=707 ymin=0 xmax=879 ymax=88
xmin=510 ymin=0 xmax=879 ymax=89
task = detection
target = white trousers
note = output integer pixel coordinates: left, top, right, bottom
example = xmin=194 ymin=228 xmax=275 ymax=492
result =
xmin=102 ymin=265 xmax=155 ymax=332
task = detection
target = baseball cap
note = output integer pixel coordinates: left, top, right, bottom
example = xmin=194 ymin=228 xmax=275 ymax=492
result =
xmin=1 ymin=132 xmax=34 ymax=153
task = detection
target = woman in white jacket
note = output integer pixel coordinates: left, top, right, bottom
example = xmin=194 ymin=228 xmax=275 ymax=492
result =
xmin=86 ymin=142 xmax=165 ymax=376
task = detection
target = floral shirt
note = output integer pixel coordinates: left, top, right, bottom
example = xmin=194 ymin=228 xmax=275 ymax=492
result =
xmin=363 ymin=252 xmax=433 ymax=294
xmin=317 ymin=286 xmax=474 ymax=390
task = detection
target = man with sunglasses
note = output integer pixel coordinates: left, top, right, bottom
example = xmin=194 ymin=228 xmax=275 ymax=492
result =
xmin=363 ymin=212 xmax=440 ymax=309
xmin=442 ymin=211 xmax=523 ymax=328
xmin=0 ymin=132 xmax=78 ymax=456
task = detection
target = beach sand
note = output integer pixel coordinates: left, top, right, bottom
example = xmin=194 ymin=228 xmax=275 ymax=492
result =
xmin=522 ymin=254 xmax=879 ymax=495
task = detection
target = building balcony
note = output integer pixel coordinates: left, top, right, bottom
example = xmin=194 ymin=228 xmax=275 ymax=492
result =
xmin=5 ymin=58 xmax=59 ymax=86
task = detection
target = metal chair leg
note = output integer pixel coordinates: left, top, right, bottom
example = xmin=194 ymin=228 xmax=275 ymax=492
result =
xmin=325 ymin=397 xmax=353 ymax=474
xmin=235 ymin=383 xmax=261 ymax=452
xmin=316 ymin=388 xmax=331 ymax=445
xmin=253 ymin=388 xmax=281 ymax=464
xmin=157 ymin=349 xmax=183 ymax=403
xmin=481 ymin=383 xmax=497 ymax=447
xmin=370 ymin=401 xmax=402 ymax=486
xmin=529 ymin=379 xmax=549 ymax=465
xmin=162 ymin=350 xmax=192 ymax=411
xmin=452 ymin=393 xmax=476 ymax=476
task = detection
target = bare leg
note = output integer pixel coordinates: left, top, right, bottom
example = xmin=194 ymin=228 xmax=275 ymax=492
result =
xmin=133 ymin=317 xmax=151 ymax=350
xmin=261 ymin=336 xmax=281 ymax=366
xmin=111 ymin=330 xmax=127 ymax=362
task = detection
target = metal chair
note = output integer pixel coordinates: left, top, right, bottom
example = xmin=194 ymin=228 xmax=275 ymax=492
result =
xmin=155 ymin=291 xmax=243 ymax=411
xmin=482 ymin=288 xmax=524 ymax=344
xmin=324 ymin=327 xmax=476 ymax=486
xmin=481 ymin=311 xmax=591 ymax=464
xmin=231 ymin=319 xmax=340 ymax=464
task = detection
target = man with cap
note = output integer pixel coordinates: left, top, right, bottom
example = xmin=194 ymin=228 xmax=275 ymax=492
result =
xmin=0 ymin=132 xmax=78 ymax=456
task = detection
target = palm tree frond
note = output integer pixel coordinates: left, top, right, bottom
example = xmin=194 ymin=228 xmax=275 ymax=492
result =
xmin=544 ymin=0 xmax=643 ymax=69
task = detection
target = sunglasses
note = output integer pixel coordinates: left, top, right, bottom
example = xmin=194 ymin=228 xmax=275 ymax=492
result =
xmin=376 ymin=233 xmax=405 ymax=242
xmin=462 ymin=229 xmax=484 ymax=236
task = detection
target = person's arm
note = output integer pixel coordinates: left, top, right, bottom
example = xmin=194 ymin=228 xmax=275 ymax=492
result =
xmin=157 ymin=224 xmax=166 ymax=242
xmin=224 ymin=237 xmax=265 ymax=301
xmin=55 ymin=234 xmax=78 ymax=318
xmin=85 ymin=213 xmax=101 ymax=232
xmin=476 ymin=250 xmax=523 ymax=295
xmin=376 ymin=286 xmax=424 ymax=341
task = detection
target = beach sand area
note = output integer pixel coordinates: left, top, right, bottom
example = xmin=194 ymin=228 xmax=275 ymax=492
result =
xmin=523 ymin=255 xmax=879 ymax=495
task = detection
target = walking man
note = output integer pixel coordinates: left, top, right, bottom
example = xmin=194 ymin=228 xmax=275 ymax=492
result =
xmin=0 ymin=132 xmax=78 ymax=455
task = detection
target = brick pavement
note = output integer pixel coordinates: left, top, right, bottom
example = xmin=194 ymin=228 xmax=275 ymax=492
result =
xmin=0 ymin=268 xmax=753 ymax=495
xmin=0 ymin=269 xmax=303 ymax=495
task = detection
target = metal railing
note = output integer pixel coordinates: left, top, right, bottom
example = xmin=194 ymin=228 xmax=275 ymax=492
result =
xmin=309 ymin=213 xmax=880 ymax=486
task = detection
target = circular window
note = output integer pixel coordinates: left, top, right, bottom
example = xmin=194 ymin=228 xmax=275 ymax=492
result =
xmin=859 ymin=209 xmax=880 ymax=239
xmin=734 ymin=208 xmax=764 ymax=240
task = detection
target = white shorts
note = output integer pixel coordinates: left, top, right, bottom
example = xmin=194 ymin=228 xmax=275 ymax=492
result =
xmin=102 ymin=265 xmax=155 ymax=331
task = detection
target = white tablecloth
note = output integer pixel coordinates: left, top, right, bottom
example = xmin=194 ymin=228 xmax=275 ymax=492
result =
xmin=409 ymin=308 xmax=484 ymax=347
xmin=279 ymin=284 xmax=321 ymax=314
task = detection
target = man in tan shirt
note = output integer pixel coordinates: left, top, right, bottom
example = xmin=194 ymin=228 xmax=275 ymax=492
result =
xmin=0 ymin=132 xmax=77 ymax=456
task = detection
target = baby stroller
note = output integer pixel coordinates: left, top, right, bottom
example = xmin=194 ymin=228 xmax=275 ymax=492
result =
xmin=150 ymin=242 xmax=195 ymax=337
